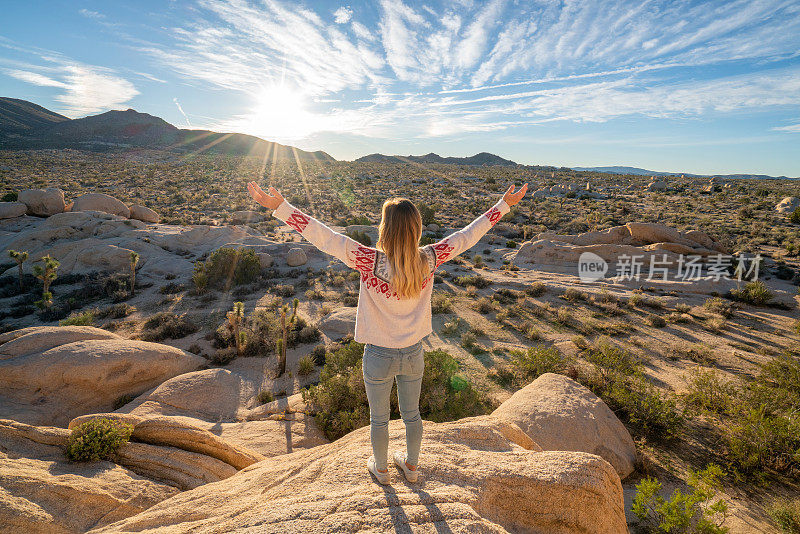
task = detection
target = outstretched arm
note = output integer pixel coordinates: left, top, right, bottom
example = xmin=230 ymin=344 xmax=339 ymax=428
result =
xmin=247 ymin=182 xmax=367 ymax=270
xmin=426 ymin=183 xmax=527 ymax=270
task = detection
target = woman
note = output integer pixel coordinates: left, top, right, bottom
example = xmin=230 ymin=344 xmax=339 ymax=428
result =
xmin=247 ymin=180 xmax=528 ymax=484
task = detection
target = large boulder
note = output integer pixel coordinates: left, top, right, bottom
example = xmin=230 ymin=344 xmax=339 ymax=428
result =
xmin=0 ymin=419 xmax=179 ymax=533
xmin=128 ymin=204 xmax=160 ymax=223
xmin=492 ymin=373 xmax=636 ymax=479
xmin=776 ymin=196 xmax=800 ymax=214
xmin=91 ymin=416 xmax=627 ymax=533
xmin=286 ymin=247 xmax=308 ymax=266
xmin=0 ymin=201 xmax=26 ymax=219
xmin=71 ymin=193 xmax=130 ymax=218
xmin=17 ymin=187 xmax=65 ymax=216
xmin=318 ymin=307 xmax=356 ymax=341
xmin=0 ymin=327 xmax=205 ymax=427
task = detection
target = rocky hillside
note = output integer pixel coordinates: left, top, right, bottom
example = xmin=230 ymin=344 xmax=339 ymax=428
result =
xmin=0 ymin=98 xmax=335 ymax=161
xmin=356 ymin=151 xmax=517 ymax=166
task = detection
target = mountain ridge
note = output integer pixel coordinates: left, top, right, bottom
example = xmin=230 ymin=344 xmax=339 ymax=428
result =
xmin=571 ymin=165 xmax=791 ymax=180
xmin=356 ymin=151 xmax=517 ymax=166
xmin=0 ymin=99 xmax=335 ymax=162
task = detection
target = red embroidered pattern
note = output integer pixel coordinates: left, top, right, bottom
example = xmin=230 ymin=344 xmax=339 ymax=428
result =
xmin=353 ymin=245 xmax=399 ymax=299
xmin=285 ymin=210 xmax=310 ymax=233
xmin=432 ymin=242 xmax=455 ymax=269
xmin=484 ymin=206 xmax=502 ymax=226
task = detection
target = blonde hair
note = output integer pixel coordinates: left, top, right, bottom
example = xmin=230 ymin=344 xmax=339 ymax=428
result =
xmin=377 ymin=198 xmax=428 ymax=299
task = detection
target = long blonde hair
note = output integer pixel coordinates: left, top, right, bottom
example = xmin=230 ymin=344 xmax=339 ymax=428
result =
xmin=377 ymin=198 xmax=428 ymax=299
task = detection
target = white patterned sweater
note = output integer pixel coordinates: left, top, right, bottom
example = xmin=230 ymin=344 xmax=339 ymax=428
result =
xmin=272 ymin=197 xmax=511 ymax=348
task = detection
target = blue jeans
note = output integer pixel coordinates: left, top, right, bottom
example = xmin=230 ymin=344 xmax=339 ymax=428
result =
xmin=362 ymin=340 xmax=424 ymax=471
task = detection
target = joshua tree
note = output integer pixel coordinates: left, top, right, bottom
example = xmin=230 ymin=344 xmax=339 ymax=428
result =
xmin=227 ymin=301 xmax=245 ymax=357
xmin=33 ymin=255 xmax=59 ymax=309
xmin=8 ymin=249 xmax=28 ymax=290
xmin=129 ymin=251 xmax=140 ymax=296
xmin=291 ymin=298 xmax=299 ymax=323
xmin=278 ymin=305 xmax=288 ymax=376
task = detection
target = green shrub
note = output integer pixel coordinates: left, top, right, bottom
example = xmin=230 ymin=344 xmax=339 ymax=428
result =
xmin=508 ymin=345 xmax=569 ymax=385
xmin=141 ymin=312 xmax=198 ymax=341
xmin=632 ymin=464 xmax=729 ymax=533
xmin=345 ymin=228 xmax=372 ymax=246
xmin=257 ymin=390 xmax=274 ymax=404
xmin=703 ymin=297 xmax=733 ymax=317
xmin=59 ymin=310 xmax=95 ymax=326
xmin=311 ymin=344 xmax=327 ymax=366
xmin=432 ymin=291 xmax=453 ymax=314
xmin=303 ymin=342 xmax=492 ymax=441
xmin=770 ymin=498 xmax=800 ymax=534
xmin=454 ymin=274 xmax=491 ymax=288
xmin=683 ymin=367 xmax=736 ymax=414
xmin=581 ymin=339 xmax=684 ymax=439
xmin=729 ymin=281 xmax=773 ymax=306
xmin=66 ymin=418 xmax=133 ymax=462
xmin=297 ymin=354 xmax=316 ymax=376
xmin=1 ymin=191 xmax=18 ymax=202
xmin=725 ymin=405 xmax=799 ymax=477
xmin=790 ymin=207 xmax=800 ymax=224
xmin=526 ymin=282 xmax=546 ymax=297
xmin=506 ymin=240 xmax=517 ymax=248
xmin=193 ymin=248 xmax=261 ymax=290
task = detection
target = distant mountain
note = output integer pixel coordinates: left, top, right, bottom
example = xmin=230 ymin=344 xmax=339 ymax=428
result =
xmin=571 ymin=165 xmax=791 ymax=180
xmin=0 ymin=97 xmax=70 ymax=133
xmin=0 ymin=99 xmax=335 ymax=162
xmin=356 ymin=151 xmax=517 ymax=166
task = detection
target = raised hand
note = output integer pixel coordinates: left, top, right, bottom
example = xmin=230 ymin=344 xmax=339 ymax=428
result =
xmin=247 ymin=181 xmax=284 ymax=210
xmin=502 ymin=183 xmax=528 ymax=207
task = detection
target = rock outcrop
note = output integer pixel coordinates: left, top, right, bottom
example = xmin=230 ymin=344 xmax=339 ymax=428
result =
xmin=0 ymin=201 xmax=26 ymax=219
xmin=514 ymin=222 xmax=725 ymax=271
xmin=0 ymin=419 xmax=180 ymax=533
xmin=318 ymin=307 xmax=357 ymax=341
xmin=71 ymin=193 xmax=130 ymax=218
xmin=91 ymin=416 xmax=627 ymax=533
xmin=286 ymin=247 xmax=308 ymax=266
xmin=128 ymin=204 xmax=160 ymax=223
xmin=776 ymin=196 xmax=800 ymax=214
xmin=17 ymin=187 xmax=65 ymax=216
xmin=230 ymin=210 xmax=264 ymax=224
xmin=492 ymin=373 xmax=637 ymax=478
xmin=0 ymin=326 xmax=205 ymax=426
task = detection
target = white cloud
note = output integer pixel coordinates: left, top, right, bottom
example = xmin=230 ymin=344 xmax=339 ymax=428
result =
xmin=773 ymin=122 xmax=800 ymax=133
xmin=6 ymin=63 xmax=138 ymax=116
xmin=334 ymin=6 xmax=352 ymax=24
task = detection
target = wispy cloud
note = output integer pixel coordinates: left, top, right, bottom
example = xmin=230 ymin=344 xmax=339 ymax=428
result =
xmin=333 ymin=6 xmax=352 ymax=24
xmin=3 ymin=46 xmax=138 ymax=117
xmin=137 ymin=0 xmax=800 ymax=141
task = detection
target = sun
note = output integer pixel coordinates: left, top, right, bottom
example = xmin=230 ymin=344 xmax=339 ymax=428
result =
xmin=244 ymin=84 xmax=320 ymax=140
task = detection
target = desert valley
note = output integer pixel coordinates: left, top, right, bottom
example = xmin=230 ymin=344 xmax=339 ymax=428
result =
xmin=0 ymin=95 xmax=799 ymax=533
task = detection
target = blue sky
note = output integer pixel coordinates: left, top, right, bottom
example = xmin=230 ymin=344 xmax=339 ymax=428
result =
xmin=1 ymin=0 xmax=799 ymax=176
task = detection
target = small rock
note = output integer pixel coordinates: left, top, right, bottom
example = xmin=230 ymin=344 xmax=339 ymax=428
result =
xmin=286 ymin=247 xmax=307 ymax=266
xmin=427 ymin=223 xmax=439 ymax=232
xmin=231 ymin=210 xmax=264 ymax=224
xmin=129 ymin=204 xmax=160 ymax=223
xmin=776 ymin=196 xmax=800 ymax=214
xmin=257 ymin=252 xmax=273 ymax=268
xmin=17 ymin=187 xmax=65 ymax=216
xmin=72 ymin=193 xmax=130 ymax=218
xmin=0 ymin=201 xmax=26 ymax=219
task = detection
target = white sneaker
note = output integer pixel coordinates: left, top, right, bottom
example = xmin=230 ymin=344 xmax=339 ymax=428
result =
xmin=393 ymin=451 xmax=419 ymax=483
xmin=367 ymin=455 xmax=390 ymax=484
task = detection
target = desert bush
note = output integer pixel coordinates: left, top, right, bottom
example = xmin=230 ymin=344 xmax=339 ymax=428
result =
xmin=311 ymin=344 xmax=327 ymax=366
xmin=474 ymin=297 xmax=494 ymax=314
xmin=648 ymin=315 xmax=667 ymax=328
xmin=729 ymin=281 xmax=773 ymax=306
xmin=703 ymin=297 xmax=733 ymax=317
xmin=141 ymin=312 xmax=198 ymax=341
xmin=632 ymin=464 xmax=728 ymax=533
xmin=580 ymin=338 xmax=684 ymax=439
xmin=562 ymin=288 xmax=587 ymax=302
xmin=683 ymin=368 xmax=736 ymax=414
xmin=297 ymin=354 xmax=316 ymax=376
xmin=193 ymin=247 xmax=261 ymax=290
xmin=790 ymin=207 xmax=800 ymax=225
xmin=431 ymin=291 xmax=453 ymax=314
xmin=770 ymin=499 xmax=800 ymax=534
xmin=345 ymin=228 xmax=372 ymax=246
xmin=59 ymin=310 xmax=95 ymax=326
xmin=66 ymin=418 xmax=133 ymax=462
xmin=303 ymin=342 xmax=491 ymax=441
xmin=505 ymin=345 xmax=570 ymax=387
xmin=525 ymin=281 xmax=546 ymax=297
xmin=257 ymin=390 xmax=274 ymax=404
xmin=454 ymin=274 xmax=491 ymax=288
